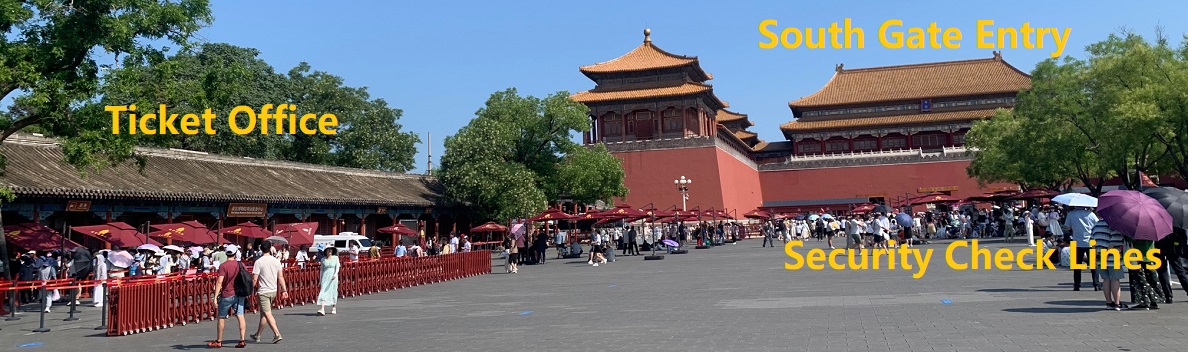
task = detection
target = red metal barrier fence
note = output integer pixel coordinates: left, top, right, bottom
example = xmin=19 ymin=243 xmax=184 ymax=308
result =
xmin=106 ymin=250 xmax=491 ymax=336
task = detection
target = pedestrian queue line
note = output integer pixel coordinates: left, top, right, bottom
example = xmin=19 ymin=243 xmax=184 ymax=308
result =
xmin=781 ymin=239 xmax=1160 ymax=279
xmin=0 ymin=251 xmax=492 ymax=336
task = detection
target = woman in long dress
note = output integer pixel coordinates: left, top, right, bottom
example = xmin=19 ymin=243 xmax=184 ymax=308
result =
xmin=317 ymin=247 xmax=340 ymax=316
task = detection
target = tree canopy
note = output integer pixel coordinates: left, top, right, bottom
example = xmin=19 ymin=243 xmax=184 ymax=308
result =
xmin=0 ymin=0 xmax=213 ymax=172
xmin=97 ymin=43 xmax=421 ymax=172
xmin=438 ymin=89 xmax=628 ymax=221
xmin=967 ymin=31 xmax=1188 ymax=194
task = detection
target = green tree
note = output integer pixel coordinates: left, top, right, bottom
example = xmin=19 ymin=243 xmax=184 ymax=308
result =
xmin=967 ymin=31 xmax=1183 ymax=194
xmin=439 ymin=89 xmax=627 ymax=221
xmin=0 ymin=0 xmax=213 ymax=171
xmin=95 ymin=43 xmax=421 ymax=172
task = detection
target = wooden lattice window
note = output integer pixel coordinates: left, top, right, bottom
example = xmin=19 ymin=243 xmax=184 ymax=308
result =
xmin=662 ymin=108 xmax=683 ymax=132
xmin=602 ymin=113 xmax=622 ymax=136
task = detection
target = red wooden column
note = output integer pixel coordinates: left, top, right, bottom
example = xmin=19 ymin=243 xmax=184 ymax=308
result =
xmin=359 ymin=212 xmax=367 ymax=237
xmin=876 ymin=135 xmax=884 ymax=151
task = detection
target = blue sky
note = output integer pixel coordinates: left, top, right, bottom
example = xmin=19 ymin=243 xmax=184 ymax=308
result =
xmin=191 ymin=0 xmax=1186 ymax=173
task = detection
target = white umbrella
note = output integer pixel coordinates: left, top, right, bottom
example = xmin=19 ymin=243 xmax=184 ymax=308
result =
xmin=1053 ymin=193 xmax=1098 ymax=208
xmin=137 ymin=243 xmax=161 ymax=252
xmin=108 ymin=250 xmax=135 ymax=268
xmin=162 ymin=245 xmax=185 ymax=253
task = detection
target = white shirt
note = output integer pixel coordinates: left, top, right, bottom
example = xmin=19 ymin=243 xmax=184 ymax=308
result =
xmin=449 ymin=237 xmax=459 ymax=252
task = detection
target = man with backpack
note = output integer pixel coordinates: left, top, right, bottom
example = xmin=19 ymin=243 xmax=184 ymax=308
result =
xmin=211 ymin=244 xmax=250 ymax=348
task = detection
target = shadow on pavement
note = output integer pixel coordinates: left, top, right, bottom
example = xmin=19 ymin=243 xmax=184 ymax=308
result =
xmin=1045 ymin=300 xmax=1108 ymax=307
xmin=1002 ymin=307 xmax=1103 ymax=313
xmin=170 ymin=343 xmax=214 ymax=350
xmin=978 ymin=288 xmax=1064 ymax=293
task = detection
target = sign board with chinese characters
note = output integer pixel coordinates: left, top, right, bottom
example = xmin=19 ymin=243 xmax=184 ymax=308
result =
xmin=66 ymin=200 xmax=92 ymax=212
xmin=227 ymin=203 xmax=268 ymax=218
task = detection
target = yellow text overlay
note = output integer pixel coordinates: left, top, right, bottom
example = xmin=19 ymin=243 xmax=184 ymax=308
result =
xmin=106 ymin=104 xmax=339 ymax=135
xmin=758 ymin=18 xmax=1071 ymax=58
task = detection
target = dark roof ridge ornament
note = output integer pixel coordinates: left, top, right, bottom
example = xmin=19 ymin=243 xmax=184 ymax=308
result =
xmin=835 ymin=63 xmax=844 ymax=72
xmin=644 ymin=28 xmax=651 ymax=43
xmin=993 ymin=51 xmax=1002 ymax=60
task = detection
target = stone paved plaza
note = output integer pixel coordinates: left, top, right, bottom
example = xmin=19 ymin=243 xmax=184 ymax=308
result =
xmin=3 ymin=238 xmax=1187 ymax=351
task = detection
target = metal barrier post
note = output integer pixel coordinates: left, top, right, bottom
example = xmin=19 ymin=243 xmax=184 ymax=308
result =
xmin=64 ymin=281 xmax=79 ymax=321
xmin=32 ymin=282 xmax=49 ymax=333
xmin=95 ymin=281 xmax=108 ymax=330
xmin=5 ymin=281 xmax=18 ymax=321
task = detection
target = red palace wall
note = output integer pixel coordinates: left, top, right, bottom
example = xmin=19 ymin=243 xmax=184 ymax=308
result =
xmin=759 ymin=160 xmax=1013 ymax=212
xmin=613 ymin=146 xmax=762 ymax=213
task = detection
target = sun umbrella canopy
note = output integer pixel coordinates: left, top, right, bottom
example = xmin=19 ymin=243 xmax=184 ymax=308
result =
xmin=871 ymin=205 xmax=893 ymax=214
xmin=222 ymin=222 xmax=271 ymax=239
xmin=603 ymin=204 xmax=647 ymax=219
xmin=162 ymin=245 xmax=185 ymax=253
xmin=3 ymin=223 xmax=82 ymax=251
xmin=808 ymin=214 xmax=820 ymax=221
xmin=137 ymin=243 xmax=161 ymax=252
xmin=911 ymin=194 xmax=962 ymax=205
xmin=1053 ymin=193 xmax=1098 ymax=208
xmin=1007 ymin=189 xmax=1061 ymax=200
xmin=1142 ymin=187 xmax=1188 ymax=229
xmin=149 ymin=220 xmax=220 ymax=244
xmin=73 ymin=222 xmax=160 ymax=248
xmin=529 ymin=209 xmax=575 ymax=222
xmin=850 ymin=204 xmax=876 ymax=214
xmin=272 ymin=222 xmax=318 ymax=246
xmin=1097 ymin=190 xmax=1173 ymax=241
xmin=471 ymin=222 xmax=508 ymax=232
xmin=661 ymin=239 xmax=680 ymax=248
xmin=264 ymin=235 xmax=289 ymax=245
xmin=895 ymin=212 xmax=914 ymax=227
xmin=107 ymin=250 xmax=135 ymax=268
xmin=377 ymin=223 xmax=417 ymax=236
xmin=743 ymin=209 xmax=771 ymax=219
xmin=643 ymin=208 xmax=675 ymax=218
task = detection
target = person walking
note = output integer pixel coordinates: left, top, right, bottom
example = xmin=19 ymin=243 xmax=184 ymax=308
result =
xmin=210 ymin=245 xmax=247 ymax=348
xmin=1091 ymin=220 xmax=1127 ymax=310
xmin=1155 ymin=228 xmax=1188 ymax=303
xmin=250 ymin=241 xmax=287 ymax=344
xmin=68 ymin=247 xmax=92 ymax=305
xmin=1066 ymin=207 xmax=1101 ymax=291
xmin=92 ymin=249 xmax=108 ymax=307
xmin=762 ymin=221 xmax=776 ymax=248
xmin=627 ymin=226 xmax=639 ymax=255
xmin=317 ymin=247 xmax=340 ymax=316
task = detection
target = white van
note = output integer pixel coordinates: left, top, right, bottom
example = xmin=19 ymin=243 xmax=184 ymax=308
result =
xmin=312 ymin=232 xmax=374 ymax=254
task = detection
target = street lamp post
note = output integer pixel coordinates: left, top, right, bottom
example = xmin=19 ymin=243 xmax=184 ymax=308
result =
xmin=674 ymin=176 xmax=692 ymax=211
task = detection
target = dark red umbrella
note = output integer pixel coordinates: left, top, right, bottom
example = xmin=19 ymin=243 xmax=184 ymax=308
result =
xmin=911 ymin=194 xmax=961 ymax=205
xmin=529 ymin=209 xmax=575 ymax=222
xmin=222 ymin=222 xmax=272 ymax=239
xmin=272 ymin=222 xmax=318 ymax=246
xmin=470 ymin=222 xmax=508 ymax=232
xmin=73 ymin=222 xmax=160 ymax=248
xmin=743 ymin=209 xmax=771 ymax=219
xmin=851 ymin=204 xmax=876 ymax=214
xmin=149 ymin=220 xmax=220 ymax=244
xmin=3 ymin=223 xmax=82 ymax=251
xmin=1007 ymin=189 xmax=1061 ymax=200
xmin=602 ymin=204 xmax=647 ymax=219
xmin=377 ymin=223 xmax=417 ymax=236
xmin=574 ymin=212 xmax=603 ymax=221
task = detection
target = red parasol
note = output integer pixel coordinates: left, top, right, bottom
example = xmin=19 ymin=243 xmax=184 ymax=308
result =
xmin=470 ymin=222 xmax=508 ymax=232
xmin=602 ymin=203 xmax=647 ymax=219
xmin=911 ymin=194 xmax=962 ymax=205
xmin=73 ymin=222 xmax=160 ymax=248
xmin=377 ymin=223 xmax=417 ymax=236
xmin=3 ymin=223 xmax=82 ymax=251
xmin=272 ymin=222 xmax=318 ymax=246
xmin=743 ymin=209 xmax=771 ymax=219
xmin=222 ymin=222 xmax=272 ymax=239
xmin=1007 ymin=189 xmax=1061 ymax=200
xmin=149 ymin=220 xmax=220 ymax=244
xmin=528 ymin=209 xmax=575 ymax=222
xmin=850 ymin=204 xmax=876 ymax=214
xmin=574 ymin=212 xmax=603 ymax=221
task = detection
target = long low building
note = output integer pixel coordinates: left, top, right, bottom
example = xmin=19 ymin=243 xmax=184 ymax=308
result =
xmin=572 ymin=29 xmax=1019 ymax=215
xmin=0 ymin=134 xmax=470 ymax=248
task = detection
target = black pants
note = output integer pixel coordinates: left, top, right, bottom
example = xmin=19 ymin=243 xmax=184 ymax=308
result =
xmin=69 ymin=268 xmax=92 ymax=300
xmin=1073 ymin=249 xmax=1099 ymax=288
xmin=1156 ymin=253 xmax=1188 ymax=300
xmin=628 ymin=241 xmax=638 ymax=255
xmin=536 ymin=249 xmax=546 ymax=263
xmin=762 ymin=235 xmax=775 ymax=247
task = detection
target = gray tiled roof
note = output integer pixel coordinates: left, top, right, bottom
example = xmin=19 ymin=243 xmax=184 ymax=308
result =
xmin=1 ymin=134 xmax=443 ymax=207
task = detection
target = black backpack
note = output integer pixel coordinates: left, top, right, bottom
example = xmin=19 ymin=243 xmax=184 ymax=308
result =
xmin=233 ymin=261 xmax=254 ymax=297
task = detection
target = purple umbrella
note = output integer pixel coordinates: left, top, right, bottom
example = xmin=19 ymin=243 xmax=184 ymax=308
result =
xmin=1096 ymin=190 xmax=1173 ymax=241
xmin=661 ymin=239 xmax=680 ymax=248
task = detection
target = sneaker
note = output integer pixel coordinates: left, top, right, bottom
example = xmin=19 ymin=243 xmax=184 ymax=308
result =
xmin=331 ymin=307 xmax=337 ymax=315
xmin=1149 ymin=303 xmax=1159 ymax=310
xmin=317 ymin=309 xmax=325 ymax=316
xmin=1118 ymin=303 xmax=1129 ymax=310
xmin=587 ymin=260 xmax=593 ymax=265
xmin=592 ymin=263 xmax=599 ymax=267
xmin=1106 ymin=302 xmax=1117 ymax=308
xmin=1131 ymin=304 xmax=1149 ymax=310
